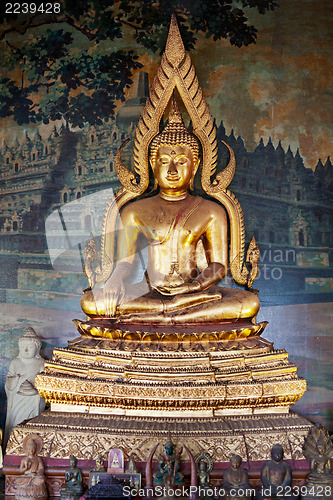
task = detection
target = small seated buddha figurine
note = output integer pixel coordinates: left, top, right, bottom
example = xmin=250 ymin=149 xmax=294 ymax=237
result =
xmin=223 ymin=454 xmax=251 ymax=500
xmin=60 ymin=455 xmax=85 ymax=500
xmin=92 ymin=454 xmax=106 ymax=472
xmin=198 ymin=460 xmax=210 ymax=488
xmin=81 ymin=96 xmax=260 ymax=326
xmin=303 ymin=423 xmax=333 ymax=489
xmin=15 ymin=434 xmax=48 ymax=500
xmin=195 ymin=452 xmax=214 ymax=498
xmin=257 ymin=444 xmax=296 ymax=500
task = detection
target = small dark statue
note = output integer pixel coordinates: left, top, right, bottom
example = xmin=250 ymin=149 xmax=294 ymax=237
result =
xmin=93 ymin=454 xmax=106 ymax=473
xmin=257 ymin=444 xmax=296 ymax=500
xmin=125 ymin=455 xmax=138 ymax=474
xmin=60 ymin=455 xmax=85 ymax=500
xmin=223 ymin=454 xmax=252 ymax=500
xmin=198 ymin=461 xmax=210 ymax=488
xmin=302 ymin=423 xmax=333 ymax=498
xmin=195 ymin=452 xmax=213 ymax=497
xmin=154 ymin=436 xmax=184 ymax=485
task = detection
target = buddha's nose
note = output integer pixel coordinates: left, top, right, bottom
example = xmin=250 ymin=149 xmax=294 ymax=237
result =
xmin=168 ymin=160 xmax=178 ymax=174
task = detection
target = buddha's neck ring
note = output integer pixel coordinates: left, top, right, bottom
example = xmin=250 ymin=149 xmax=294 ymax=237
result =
xmin=158 ymin=191 xmax=188 ymax=201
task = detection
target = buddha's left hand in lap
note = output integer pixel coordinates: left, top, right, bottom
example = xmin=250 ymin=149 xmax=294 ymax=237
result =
xmin=155 ymin=262 xmax=225 ymax=296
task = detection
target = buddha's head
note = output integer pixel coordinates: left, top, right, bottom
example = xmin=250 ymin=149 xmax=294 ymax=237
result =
xmin=70 ymin=455 xmax=77 ymax=468
xmin=271 ymin=444 xmax=284 ymax=462
xmin=199 ymin=460 xmax=207 ymax=472
xmin=316 ymin=441 xmax=326 ymax=456
xmin=230 ymin=454 xmax=242 ymax=470
xmin=26 ymin=438 xmax=37 ymax=457
xmin=18 ymin=327 xmax=41 ymax=360
xmin=150 ymin=95 xmax=200 ymax=194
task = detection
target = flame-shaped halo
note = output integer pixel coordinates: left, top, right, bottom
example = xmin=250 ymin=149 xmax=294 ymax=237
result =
xmin=115 ymin=14 xmax=235 ymax=196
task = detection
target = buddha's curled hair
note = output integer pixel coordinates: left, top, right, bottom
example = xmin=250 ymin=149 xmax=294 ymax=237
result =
xmin=149 ymin=95 xmax=200 ymax=166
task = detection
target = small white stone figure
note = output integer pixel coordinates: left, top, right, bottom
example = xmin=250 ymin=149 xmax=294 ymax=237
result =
xmin=4 ymin=328 xmax=45 ymax=450
xmin=111 ymin=454 xmax=120 ymax=468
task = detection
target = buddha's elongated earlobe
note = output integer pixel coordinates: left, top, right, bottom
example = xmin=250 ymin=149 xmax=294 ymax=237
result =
xmin=149 ymin=157 xmax=158 ymax=190
xmin=190 ymin=159 xmax=200 ymax=191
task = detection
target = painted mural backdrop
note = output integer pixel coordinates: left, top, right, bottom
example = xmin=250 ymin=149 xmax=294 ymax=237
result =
xmin=0 ymin=0 xmax=332 ymax=432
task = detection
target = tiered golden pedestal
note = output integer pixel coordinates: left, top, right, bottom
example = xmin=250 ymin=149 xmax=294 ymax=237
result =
xmin=5 ymin=319 xmax=309 ymax=467
xmin=35 ymin=320 xmax=306 ymax=417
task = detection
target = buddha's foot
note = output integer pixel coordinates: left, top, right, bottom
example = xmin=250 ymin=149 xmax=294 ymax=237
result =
xmin=116 ymin=312 xmax=174 ymax=325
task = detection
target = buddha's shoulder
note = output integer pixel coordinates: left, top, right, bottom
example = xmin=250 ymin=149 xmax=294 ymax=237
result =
xmin=120 ymin=196 xmax=155 ymax=214
xmin=119 ymin=197 xmax=156 ymax=224
xmin=196 ymin=196 xmax=227 ymax=216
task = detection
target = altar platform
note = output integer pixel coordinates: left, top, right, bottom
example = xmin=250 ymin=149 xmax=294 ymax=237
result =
xmin=5 ymin=409 xmax=313 ymax=463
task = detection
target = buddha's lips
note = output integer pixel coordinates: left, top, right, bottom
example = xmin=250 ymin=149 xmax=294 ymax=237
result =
xmin=166 ymin=175 xmax=180 ymax=182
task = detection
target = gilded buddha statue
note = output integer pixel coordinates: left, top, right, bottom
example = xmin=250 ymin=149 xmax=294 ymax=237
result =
xmin=31 ymin=14 xmax=306 ymax=425
xmin=81 ymin=95 xmax=259 ymax=325
xmin=79 ymin=14 xmax=263 ymax=334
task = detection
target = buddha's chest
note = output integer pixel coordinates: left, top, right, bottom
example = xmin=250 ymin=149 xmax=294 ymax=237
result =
xmin=139 ymin=204 xmax=205 ymax=246
xmin=230 ymin=469 xmax=243 ymax=484
xmin=28 ymin=457 xmax=39 ymax=472
xmin=268 ymin=464 xmax=286 ymax=484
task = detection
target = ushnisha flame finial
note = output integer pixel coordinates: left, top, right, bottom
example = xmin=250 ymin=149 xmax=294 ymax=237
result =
xmin=168 ymin=92 xmax=183 ymax=124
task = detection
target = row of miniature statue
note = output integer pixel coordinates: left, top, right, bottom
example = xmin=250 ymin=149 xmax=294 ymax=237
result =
xmin=13 ymin=426 xmax=333 ymax=500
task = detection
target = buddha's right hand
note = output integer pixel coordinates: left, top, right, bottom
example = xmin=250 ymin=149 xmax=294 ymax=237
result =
xmin=103 ymin=278 xmax=125 ymax=317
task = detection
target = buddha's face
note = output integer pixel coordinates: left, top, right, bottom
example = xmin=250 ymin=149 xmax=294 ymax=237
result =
xmin=317 ymin=444 xmax=325 ymax=455
xmin=271 ymin=446 xmax=283 ymax=462
xmin=230 ymin=455 xmax=241 ymax=470
xmin=153 ymin=145 xmax=196 ymax=194
xmin=19 ymin=340 xmax=37 ymax=359
xmin=199 ymin=461 xmax=206 ymax=472
xmin=26 ymin=439 xmax=37 ymax=456
xmin=70 ymin=456 xmax=77 ymax=468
